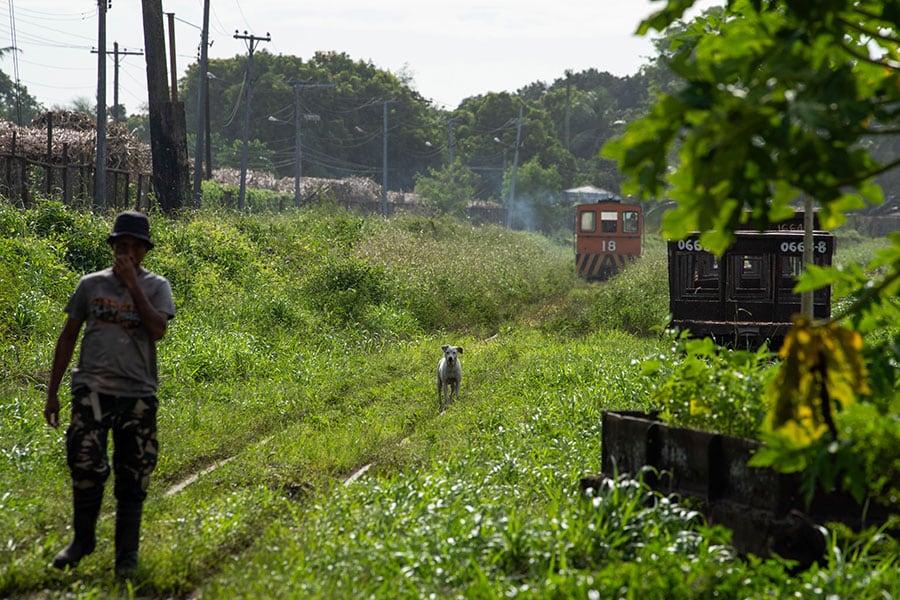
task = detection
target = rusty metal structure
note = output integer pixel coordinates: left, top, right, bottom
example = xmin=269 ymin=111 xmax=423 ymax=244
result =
xmin=575 ymin=200 xmax=643 ymax=281
xmin=667 ymin=213 xmax=834 ymax=348
xmin=583 ymin=411 xmax=892 ymax=571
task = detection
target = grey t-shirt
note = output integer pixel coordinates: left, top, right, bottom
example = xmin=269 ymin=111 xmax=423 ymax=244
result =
xmin=66 ymin=267 xmax=175 ymax=397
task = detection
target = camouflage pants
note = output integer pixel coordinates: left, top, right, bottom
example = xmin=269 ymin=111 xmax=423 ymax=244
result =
xmin=66 ymin=388 xmax=159 ymax=503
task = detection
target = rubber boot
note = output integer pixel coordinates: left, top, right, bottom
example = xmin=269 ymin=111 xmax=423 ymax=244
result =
xmin=52 ymin=485 xmax=104 ymax=569
xmin=114 ymin=500 xmax=143 ymax=578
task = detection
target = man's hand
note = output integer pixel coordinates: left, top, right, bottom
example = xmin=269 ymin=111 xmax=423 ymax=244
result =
xmin=44 ymin=394 xmax=60 ymax=428
xmin=113 ymin=254 xmax=139 ymax=290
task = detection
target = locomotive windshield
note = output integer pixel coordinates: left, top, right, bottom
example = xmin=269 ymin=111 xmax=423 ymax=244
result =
xmin=601 ymin=211 xmax=618 ymax=232
xmin=623 ymin=211 xmax=639 ymax=233
xmin=580 ymin=211 xmax=596 ymax=233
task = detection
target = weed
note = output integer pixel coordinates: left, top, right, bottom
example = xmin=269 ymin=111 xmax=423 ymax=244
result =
xmin=1 ymin=206 xmax=896 ymax=598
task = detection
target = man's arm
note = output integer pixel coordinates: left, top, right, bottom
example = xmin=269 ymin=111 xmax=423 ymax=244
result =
xmin=44 ymin=317 xmax=83 ymax=428
xmin=114 ymin=255 xmax=169 ymax=341
xmin=127 ymin=279 xmax=169 ymax=341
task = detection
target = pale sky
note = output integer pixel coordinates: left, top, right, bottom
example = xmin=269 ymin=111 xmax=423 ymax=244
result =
xmin=1 ymin=0 xmax=718 ymax=116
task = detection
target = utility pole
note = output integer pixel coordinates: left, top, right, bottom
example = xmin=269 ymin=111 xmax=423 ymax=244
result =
xmin=166 ymin=13 xmax=179 ymax=102
xmin=141 ymin=0 xmax=190 ymax=213
xmin=94 ymin=0 xmax=108 ymax=209
xmin=205 ymin=85 xmax=212 ymax=178
xmin=507 ymin=104 xmax=524 ymax=229
xmin=564 ymin=70 xmax=572 ymax=151
xmin=235 ymin=30 xmax=270 ymax=211
xmin=447 ymin=116 xmax=461 ymax=164
xmin=291 ymin=82 xmax=334 ymax=207
xmin=205 ymin=73 xmax=215 ymax=179
xmin=191 ymin=0 xmax=210 ymax=207
xmin=382 ymin=100 xmax=395 ymax=217
xmin=93 ymin=42 xmax=143 ymax=123
xmin=113 ymin=43 xmax=143 ymax=122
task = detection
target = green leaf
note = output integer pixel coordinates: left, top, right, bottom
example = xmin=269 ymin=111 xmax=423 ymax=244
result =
xmin=749 ymin=430 xmax=809 ymax=472
xmin=640 ymin=359 xmax=662 ymax=377
xmin=794 ymin=264 xmax=845 ymax=293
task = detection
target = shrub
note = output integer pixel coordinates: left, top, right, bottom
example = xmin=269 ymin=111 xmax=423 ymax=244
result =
xmin=25 ymin=201 xmax=110 ymax=273
xmin=589 ymin=247 xmax=668 ymax=335
xmin=303 ymin=257 xmax=389 ymax=323
xmin=640 ymin=333 xmax=777 ymax=438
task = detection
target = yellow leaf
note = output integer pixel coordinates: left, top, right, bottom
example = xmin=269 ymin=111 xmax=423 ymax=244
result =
xmin=765 ymin=316 xmax=869 ymax=447
xmin=690 ymin=398 xmax=710 ymax=416
xmin=778 ymin=413 xmax=827 ymax=447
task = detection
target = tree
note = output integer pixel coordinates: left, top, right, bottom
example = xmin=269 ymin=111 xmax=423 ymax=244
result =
xmin=506 ymin=158 xmax=568 ymax=234
xmin=67 ymin=97 xmax=96 ymax=119
xmin=0 ymin=50 xmax=42 ymax=125
xmin=414 ymin=160 xmax=482 ymax=215
xmin=606 ymin=0 xmax=900 ymax=510
xmin=215 ymin=137 xmax=276 ymax=173
xmin=179 ymin=51 xmax=444 ymax=190
xmin=0 ymin=74 xmax=42 ymax=125
xmin=453 ymin=92 xmax=575 ymax=200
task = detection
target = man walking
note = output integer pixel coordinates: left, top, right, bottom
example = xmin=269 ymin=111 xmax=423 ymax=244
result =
xmin=43 ymin=210 xmax=175 ymax=577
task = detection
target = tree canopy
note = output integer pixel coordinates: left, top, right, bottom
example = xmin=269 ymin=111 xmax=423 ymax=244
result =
xmin=3 ymin=12 xmax=897 ymax=227
xmin=176 ymin=51 xmax=637 ymax=203
xmin=606 ymin=0 xmax=900 ymax=510
xmin=0 ymin=48 xmax=41 ymax=125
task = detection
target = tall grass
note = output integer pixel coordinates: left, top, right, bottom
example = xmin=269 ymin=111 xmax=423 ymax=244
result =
xmin=1 ymin=201 xmax=897 ymax=598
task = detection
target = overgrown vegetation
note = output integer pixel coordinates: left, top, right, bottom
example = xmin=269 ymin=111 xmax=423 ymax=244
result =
xmin=607 ymin=0 xmax=900 ymax=518
xmin=1 ymin=202 xmax=897 ymax=598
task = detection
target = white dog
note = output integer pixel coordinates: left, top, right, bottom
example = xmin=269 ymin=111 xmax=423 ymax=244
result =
xmin=437 ymin=344 xmax=463 ymax=412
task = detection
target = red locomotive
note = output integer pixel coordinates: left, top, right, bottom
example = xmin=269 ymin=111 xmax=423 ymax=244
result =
xmin=574 ymin=200 xmax=643 ymax=281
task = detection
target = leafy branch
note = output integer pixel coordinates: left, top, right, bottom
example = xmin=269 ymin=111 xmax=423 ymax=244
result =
xmin=821 ymin=266 xmax=900 ymax=327
xmin=833 ymin=156 xmax=900 ymax=189
xmin=837 ymin=37 xmax=900 ymax=71
xmin=618 ymin=0 xmax=900 ymax=508
xmin=837 ymin=15 xmax=900 ymax=55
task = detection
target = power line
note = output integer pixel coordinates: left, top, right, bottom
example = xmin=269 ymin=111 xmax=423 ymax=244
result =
xmin=92 ymin=42 xmax=143 ymax=122
xmin=7 ymin=0 xmax=22 ymax=123
xmin=234 ymin=29 xmax=270 ymax=210
xmin=3 ymin=5 xmax=93 ymax=20
xmin=289 ymin=82 xmax=335 ymax=205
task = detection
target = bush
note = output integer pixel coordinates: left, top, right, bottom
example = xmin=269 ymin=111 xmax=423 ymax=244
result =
xmin=539 ymin=238 xmax=669 ymax=338
xmin=589 ymin=246 xmax=668 ymax=335
xmin=24 ymin=201 xmax=110 ymax=273
xmin=303 ymin=257 xmax=389 ymax=323
xmin=640 ymin=333 xmax=777 ymax=438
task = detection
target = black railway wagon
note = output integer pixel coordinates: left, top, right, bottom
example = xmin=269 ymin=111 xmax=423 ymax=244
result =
xmin=667 ymin=220 xmax=835 ymax=348
xmin=575 ymin=200 xmax=643 ymax=281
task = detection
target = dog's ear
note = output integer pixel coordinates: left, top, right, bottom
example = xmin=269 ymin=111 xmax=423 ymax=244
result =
xmin=441 ymin=344 xmax=449 ymax=351
xmin=457 ymin=347 xmax=463 ymax=353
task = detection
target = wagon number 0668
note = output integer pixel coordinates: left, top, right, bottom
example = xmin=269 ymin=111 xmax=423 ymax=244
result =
xmin=779 ymin=241 xmax=829 ymax=254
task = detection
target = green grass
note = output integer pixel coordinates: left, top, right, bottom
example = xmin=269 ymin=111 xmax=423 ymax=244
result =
xmin=1 ymin=201 xmax=897 ymax=598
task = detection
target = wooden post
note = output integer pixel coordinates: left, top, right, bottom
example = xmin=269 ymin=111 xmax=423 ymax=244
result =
xmin=45 ymin=113 xmax=53 ymax=196
xmin=7 ymin=131 xmax=14 ymax=204
xmin=81 ymin=164 xmax=90 ymax=204
xmin=166 ymin=12 xmax=178 ymax=103
xmin=141 ymin=0 xmax=189 ymax=213
xmin=136 ymin=173 xmax=144 ymax=210
xmin=62 ymin=144 xmax=71 ymax=205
